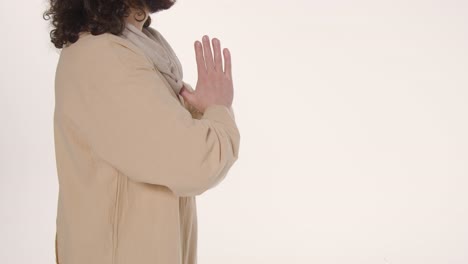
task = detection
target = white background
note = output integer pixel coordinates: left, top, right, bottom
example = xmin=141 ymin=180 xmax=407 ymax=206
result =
xmin=1 ymin=0 xmax=467 ymax=263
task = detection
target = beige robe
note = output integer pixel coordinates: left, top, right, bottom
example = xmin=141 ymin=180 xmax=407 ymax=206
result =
xmin=53 ymin=31 xmax=240 ymax=264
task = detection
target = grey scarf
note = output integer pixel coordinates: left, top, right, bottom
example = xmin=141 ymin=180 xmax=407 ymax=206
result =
xmin=121 ymin=22 xmax=186 ymax=96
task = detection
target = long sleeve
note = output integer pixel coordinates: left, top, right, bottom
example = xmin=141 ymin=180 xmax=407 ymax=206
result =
xmin=79 ymin=35 xmax=240 ymax=197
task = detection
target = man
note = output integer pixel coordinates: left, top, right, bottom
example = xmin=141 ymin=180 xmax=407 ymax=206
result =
xmin=44 ymin=0 xmax=240 ymax=263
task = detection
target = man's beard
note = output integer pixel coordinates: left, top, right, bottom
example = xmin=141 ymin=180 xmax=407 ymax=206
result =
xmin=144 ymin=0 xmax=177 ymax=13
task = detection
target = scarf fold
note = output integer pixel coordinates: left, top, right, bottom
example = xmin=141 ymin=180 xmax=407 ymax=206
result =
xmin=121 ymin=22 xmax=186 ymax=96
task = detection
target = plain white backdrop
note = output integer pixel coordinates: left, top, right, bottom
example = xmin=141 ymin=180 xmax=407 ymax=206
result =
xmin=1 ymin=0 xmax=467 ymax=263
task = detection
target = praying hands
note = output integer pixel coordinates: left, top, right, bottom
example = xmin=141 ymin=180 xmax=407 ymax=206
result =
xmin=179 ymin=35 xmax=234 ymax=114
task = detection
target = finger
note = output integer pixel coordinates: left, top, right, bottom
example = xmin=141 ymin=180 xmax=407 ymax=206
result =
xmin=223 ymin=48 xmax=232 ymax=79
xmin=194 ymin=41 xmax=206 ymax=77
xmin=202 ymin=35 xmax=215 ymax=71
xmin=212 ymin=38 xmax=222 ymax=72
xmin=180 ymin=87 xmax=196 ymax=105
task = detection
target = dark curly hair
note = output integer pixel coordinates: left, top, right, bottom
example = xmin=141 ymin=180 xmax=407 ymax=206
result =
xmin=43 ymin=0 xmax=177 ymax=49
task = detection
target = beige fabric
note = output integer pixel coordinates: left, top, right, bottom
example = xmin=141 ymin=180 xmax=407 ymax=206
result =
xmin=121 ymin=22 xmax=185 ymax=96
xmin=53 ymin=31 xmax=240 ymax=264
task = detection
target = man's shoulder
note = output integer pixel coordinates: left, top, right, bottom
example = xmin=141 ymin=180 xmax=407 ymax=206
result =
xmin=61 ymin=31 xmax=153 ymax=75
xmin=67 ymin=32 xmax=140 ymax=53
xmin=54 ymin=31 xmax=160 ymax=117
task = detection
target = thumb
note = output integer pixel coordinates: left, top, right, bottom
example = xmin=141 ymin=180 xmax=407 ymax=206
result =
xmin=180 ymin=87 xmax=197 ymax=106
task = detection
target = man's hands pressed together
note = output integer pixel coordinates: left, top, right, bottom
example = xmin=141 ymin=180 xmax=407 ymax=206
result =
xmin=179 ymin=35 xmax=234 ymax=114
